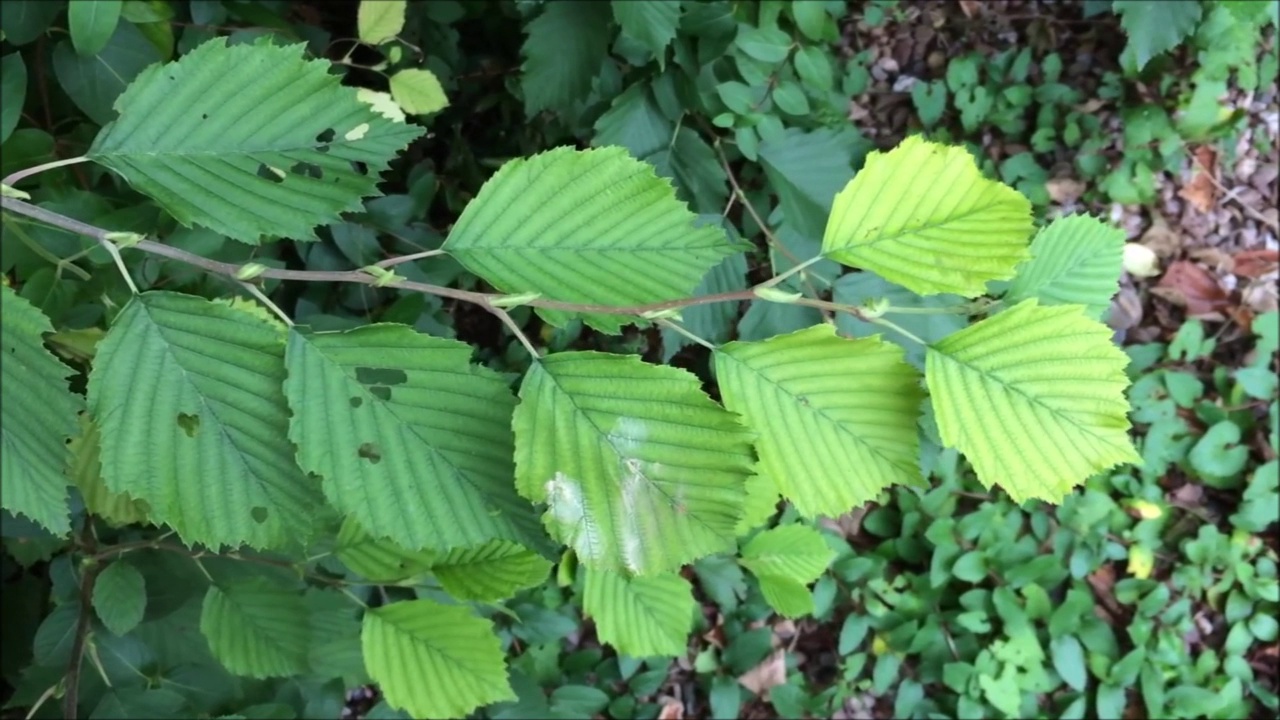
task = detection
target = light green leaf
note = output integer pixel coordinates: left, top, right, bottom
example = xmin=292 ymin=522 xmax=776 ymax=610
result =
xmin=362 ymin=599 xmax=514 ymax=718
xmin=1 ymin=53 xmax=28 ymax=144
xmin=756 ymin=575 xmax=814 ymax=618
xmin=1004 ymin=214 xmax=1125 ymax=318
xmin=833 ymin=272 xmax=966 ymax=369
xmin=68 ymin=414 xmax=151 ymax=527
xmin=737 ymin=472 xmax=780 ymax=534
xmin=87 ymin=292 xmax=319 ymax=550
xmin=200 ymin=577 xmax=308 ymax=678
xmin=583 ymin=568 xmax=694 ymax=657
xmin=87 ymin=38 xmax=425 ymax=244
xmin=52 ymin=22 xmax=163 ymax=125
xmin=715 ymin=325 xmax=923 ymax=518
xmin=357 ymin=0 xmax=406 ymax=45
xmin=612 ymin=1 xmax=680 ymax=63
xmin=740 ymin=524 xmax=834 ymax=585
xmin=520 ymin=0 xmax=612 ymax=115
xmin=926 ymin=300 xmax=1140 ymax=504
xmin=758 ymin=128 xmax=858 ymax=240
xmin=793 ymin=46 xmax=833 ymax=90
xmin=0 ymin=285 xmax=81 ymax=535
xmin=334 ymin=516 xmax=435 ymax=583
xmin=389 ymin=68 xmax=448 ymax=115
xmin=285 ymin=324 xmax=545 ymax=552
xmin=1114 ymin=0 xmax=1202 ymax=71
xmin=92 ymin=561 xmax=147 ymax=636
xmin=432 ymin=541 xmax=553 ymax=603
xmin=822 ymin=135 xmax=1033 ymax=297
xmin=443 ymin=147 xmax=735 ymax=333
xmin=513 ymin=352 xmax=755 ymax=575
xmin=69 ymin=0 xmax=122 ymax=56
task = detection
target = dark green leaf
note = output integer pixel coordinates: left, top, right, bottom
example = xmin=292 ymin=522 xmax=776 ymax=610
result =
xmin=53 ymin=22 xmax=162 ymax=125
xmin=0 ymin=53 xmax=27 ymax=144
xmin=69 ymin=0 xmax=123 ymax=56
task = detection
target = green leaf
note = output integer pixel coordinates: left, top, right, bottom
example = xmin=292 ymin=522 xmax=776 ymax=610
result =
xmin=52 ymin=22 xmax=162 ymax=126
xmin=793 ymin=46 xmax=833 ymax=91
xmin=432 ymin=540 xmax=553 ymax=602
xmin=833 ymin=272 xmax=966 ymax=369
xmin=92 ymin=561 xmax=147 ymax=636
xmin=306 ymin=588 xmax=366 ymax=686
xmin=758 ymin=128 xmax=858 ymax=240
xmin=822 ymin=136 xmax=1033 ymax=297
xmin=926 ymin=300 xmax=1140 ymax=504
xmin=1 ymin=53 xmax=28 ymax=144
xmin=653 ymin=127 xmax=729 ymax=214
xmin=612 ymin=1 xmax=680 ymax=63
xmin=86 ymin=38 xmax=425 ymax=244
xmin=1 ymin=285 xmax=82 ymax=535
xmin=734 ymin=25 xmax=791 ymax=63
xmin=334 ymin=516 xmax=435 ymax=582
xmin=592 ymin=82 xmax=671 ymax=160
xmin=714 ymin=325 xmax=923 ymax=518
xmin=513 ymin=352 xmax=755 ymax=575
xmin=716 ymin=80 xmax=755 ymax=114
xmin=200 ymin=577 xmax=308 ymax=678
xmin=87 ymin=292 xmax=319 ymax=550
xmin=771 ymin=81 xmax=810 ymax=115
xmin=1188 ymin=421 xmax=1248 ymax=485
xmin=68 ymin=414 xmax=150 ymax=527
xmin=90 ymin=689 xmax=188 ymax=719
xmin=911 ymin=79 xmax=948 ymax=127
xmin=357 ymin=0 xmax=405 ymax=45
xmin=739 ymin=524 xmax=834 ymax=617
xmin=0 ymin=1 xmax=65 ymax=46
xmin=520 ymin=0 xmax=612 ymax=115
xmin=389 ymin=68 xmax=448 ymax=115
xmin=583 ymin=568 xmax=694 ymax=656
xmin=285 ymin=324 xmax=545 ymax=552
xmin=1114 ymin=0 xmax=1202 ymax=71
xmin=1051 ymin=635 xmax=1088 ymax=692
xmin=443 ymin=147 xmax=735 ymax=333
xmin=69 ymin=0 xmax=122 ymax=56
xmin=1004 ymin=215 xmax=1125 ymax=318
xmin=362 ymin=599 xmax=515 ymax=718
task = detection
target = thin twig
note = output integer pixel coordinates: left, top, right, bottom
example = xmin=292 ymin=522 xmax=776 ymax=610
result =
xmin=2 ymin=156 xmax=91 ymax=188
xmin=483 ymin=302 xmax=542 ymax=359
xmin=374 ymin=248 xmax=446 ymax=268
xmin=241 ymin=282 xmax=294 ymax=326
xmin=63 ymin=522 xmax=99 ymax=719
xmin=657 ymin=318 xmax=717 ymax=351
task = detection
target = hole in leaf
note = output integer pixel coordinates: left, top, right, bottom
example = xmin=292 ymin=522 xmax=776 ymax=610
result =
xmin=358 ymin=442 xmax=382 ymax=464
xmin=201 ymin=113 xmax=208 ymax=120
xmin=349 ymin=396 xmax=363 ymax=408
xmin=355 ymin=367 xmax=408 ymax=386
xmin=250 ymin=506 xmax=268 ymax=523
xmin=370 ymin=386 xmax=391 ymax=402
xmin=256 ymin=163 xmax=285 ymax=183
xmin=316 ymin=128 xmax=336 ymax=144
xmin=317 ymin=145 xmax=331 ymax=153
xmin=289 ymin=161 xmax=324 ymax=180
xmin=176 ymin=413 xmax=200 ymax=437
xmin=350 ymin=160 xmax=369 ymax=176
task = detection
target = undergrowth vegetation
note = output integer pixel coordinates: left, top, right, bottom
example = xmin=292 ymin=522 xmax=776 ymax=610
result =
xmin=1 ymin=1 xmax=1276 ymax=719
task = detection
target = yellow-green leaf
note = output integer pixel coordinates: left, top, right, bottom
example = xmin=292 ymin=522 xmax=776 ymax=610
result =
xmin=822 ymin=135 xmax=1033 ymax=297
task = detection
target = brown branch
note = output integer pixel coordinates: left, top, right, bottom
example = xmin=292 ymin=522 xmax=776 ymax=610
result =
xmin=63 ymin=522 xmax=99 ymax=719
xmin=1 ymin=196 xmax=761 ymax=317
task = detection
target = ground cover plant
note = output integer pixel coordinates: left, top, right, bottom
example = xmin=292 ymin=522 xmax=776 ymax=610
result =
xmin=1 ymin=1 xmax=1276 ymax=719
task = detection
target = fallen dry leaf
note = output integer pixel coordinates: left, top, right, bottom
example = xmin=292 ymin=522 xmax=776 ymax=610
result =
xmin=657 ymin=701 xmax=684 ymax=720
xmin=1046 ymin=177 xmax=1086 ymax=204
xmin=1138 ymin=215 xmax=1183 ymax=258
xmin=738 ymin=650 xmax=787 ymax=696
xmin=1233 ymin=249 xmax=1279 ymax=279
xmin=1178 ymin=145 xmax=1219 ymax=213
xmin=1153 ymin=260 xmax=1231 ymax=317
xmin=958 ymin=0 xmax=981 ymax=18
xmin=1107 ymin=286 xmax=1144 ymax=332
